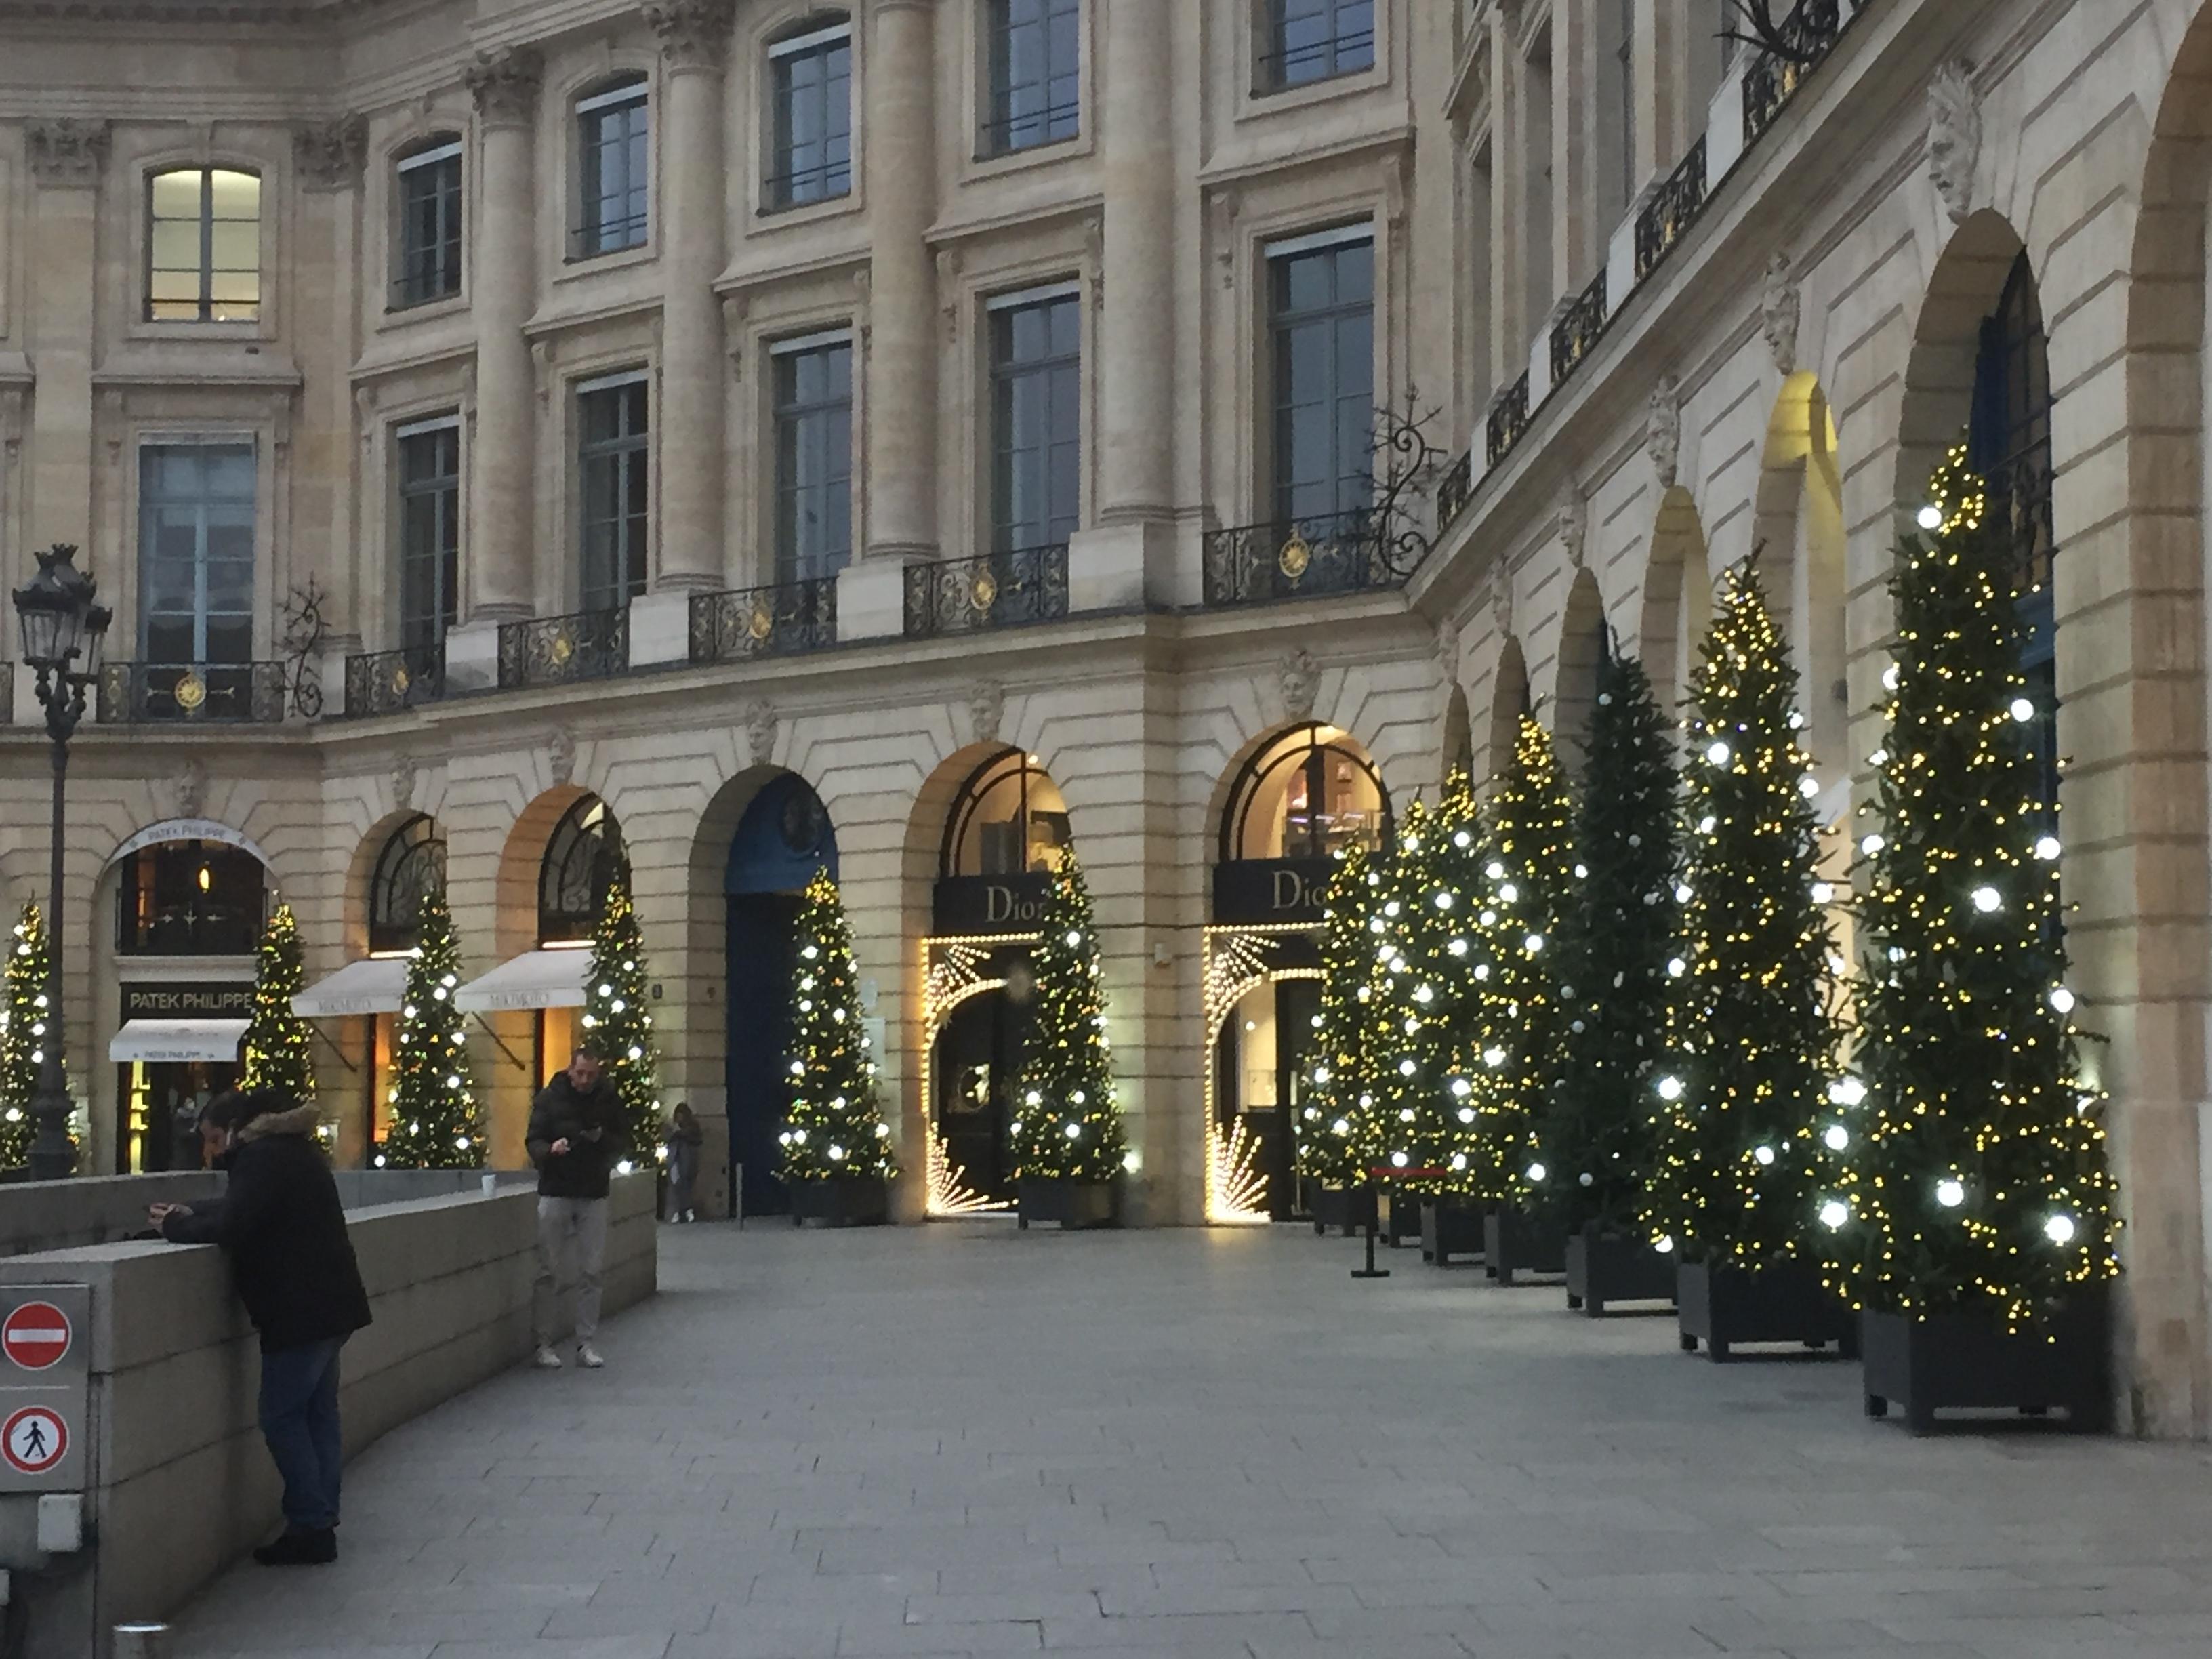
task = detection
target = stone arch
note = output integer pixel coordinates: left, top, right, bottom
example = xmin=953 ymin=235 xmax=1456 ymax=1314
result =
xmin=342 ymin=809 xmax=444 ymax=958
xmin=1640 ymin=485 xmax=1711 ymax=732
xmin=1892 ymin=208 xmax=2029 ymax=521
xmin=1483 ymin=635 xmax=1530 ymax=783
xmin=1551 ymin=566 xmax=1607 ymax=773
xmin=1755 ymin=373 xmax=1850 ymax=781
xmin=1442 ymin=684 xmax=1473 ymax=787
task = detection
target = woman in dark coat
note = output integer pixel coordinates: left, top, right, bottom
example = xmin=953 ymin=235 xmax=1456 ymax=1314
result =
xmin=664 ymin=1102 xmax=704 ymax=1223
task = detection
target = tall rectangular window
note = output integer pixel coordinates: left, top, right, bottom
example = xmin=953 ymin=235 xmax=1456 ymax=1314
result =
xmin=772 ymin=334 xmax=854 ymax=586
xmin=396 ymin=416 xmax=462 ymax=649
xmin=146 ymin=167 xmax=262 ymax=323
xmin=577 ymin=373 xmax=650 ymax=612
xmin=985 ymin=0 xmax=1080 ymax=155
xmin=139 ymin=443 xmax=256 ymax=663
xmin=990 ymin=287 xmax=1082 ymax=551
xmin=575 ymin=76 xmax=650 ymax=258
xmin=1260 ymin=0 xmax=1374 ymax=91
xmin=768 ymin=24 xmax=853 ymax=209
xmin=1267 ymin=230 xmax=1373 ymax=526
xmin=393 ymin=139 xmax=464 ymax=308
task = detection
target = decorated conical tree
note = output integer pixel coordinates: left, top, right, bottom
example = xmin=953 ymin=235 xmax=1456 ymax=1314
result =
xmin=1010 ymin=859 xmax=1125 ymax=1183
xmin=1837 ymin=447 xmax=2118 ymax=1328
xmin=779 ymin=869 xmax=897 ymax=1183
xmin=1296 ymin=844 xmax=1377 ymax=1191
xmin=242 ymin=905 xmax=316 ymax=1104
xmin=1359 ymin=800 xmax=1466 ymax=1191
xmin=1544 ymin=652 xmax=1680 ymax=1233
xmin=378 ymin=890 xmax=483 ymax=1168
xmin=0 ymin=902 xmax=60 ymax=1169
xmin=1642 ymin=562 xmax=1841 ymax=1267
xmin=582 ymin=864 xmax=661 ymax=1170
xmin=1400 ymin=777 xmax=1492 ymax=1197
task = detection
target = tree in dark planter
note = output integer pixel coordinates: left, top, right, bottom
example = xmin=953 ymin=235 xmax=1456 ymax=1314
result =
xmin=1643 ymin=561 xmax=1851 ymax=1359
xmin=1298 ymin=844 xmax=1379 ymax=1235
xmin=780 ymin=869 xmax=896 ymax=1227
xmin=0 ymin=903 xmax=62 ymax=1169
xmin=1549 ymin=651 xmax=1681 ymax=1315
xmin=1012 ymin=858 xmax=1127 ymax=1228
xmin=1357 ymin=800 xmax=1446 ymax=1248
xmin=583 ymin=864 xmax=663 ymax=1177
xmin=1403 ymin=778 xmax=1490 ymax=1265
xmin=1839 ymin=447 xmax=2120 ymax=1431
xmin=243 ymin=904 xmax=319 ymax=1106
xmin=377 ymin=891 xmax=483 ymax=1170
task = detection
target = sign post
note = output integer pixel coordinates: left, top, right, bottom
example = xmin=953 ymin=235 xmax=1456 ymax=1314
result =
xmin=0 ymin=1286 xmax=89 ymax=1493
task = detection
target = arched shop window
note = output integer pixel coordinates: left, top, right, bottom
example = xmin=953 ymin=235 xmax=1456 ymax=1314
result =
xmin=1219 ymin=724 xmax=1390 ymax=863
xmin=368 ymin=814 xmax=447 ymax=954
xmin=116 ymin=839 xmax=267 ymax=956
xmin=539 ymin=797 xmax=626 ymax=945
xmin=941 ymin=749 xmax=1072 ymax=878
xmin=1969 ymin=251 xmax=2056 ymax=825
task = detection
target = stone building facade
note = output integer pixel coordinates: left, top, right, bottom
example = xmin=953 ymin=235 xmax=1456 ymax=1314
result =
xmin=2 ymin=0 xmax=2211 ymax=1434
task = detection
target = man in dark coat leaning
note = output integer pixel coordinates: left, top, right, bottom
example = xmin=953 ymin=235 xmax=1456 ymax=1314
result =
xmin=148 ymin=1088 xmax=371 ymax=1567
xmin=526 ymin=1046 xmax=628 ymax=1370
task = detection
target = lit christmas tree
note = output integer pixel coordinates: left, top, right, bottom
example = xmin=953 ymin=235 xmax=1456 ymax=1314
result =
xmin=241 ymin=904 xmax=316 ymax=1105
xmin=1643 ymin=562 xmax=1841 ymax=1267
xmin=582 ymin=864 xmax=661 ymax=1171
xmin=1010 ymin=858 xmax=1125 ymax=1183
xmin=0 ymin=902 xmax=60 ymax=1169
xmin=1296 ymin=844 xmax=1377 ymax=1193
xmin=779 ymin=869 xmax=897 ymax=1183
xmin=378 ymin=890 xmax=483 ymax=1168
xmin=1837 ymin=448 xmax=2118 ymax=1328
xmin=1544 ymin=652 xmax=1680 ymax=1233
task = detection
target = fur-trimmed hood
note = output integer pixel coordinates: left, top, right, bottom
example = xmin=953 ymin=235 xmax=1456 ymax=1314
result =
xmin=238 ymin=1103 xmax=324 ymax=1143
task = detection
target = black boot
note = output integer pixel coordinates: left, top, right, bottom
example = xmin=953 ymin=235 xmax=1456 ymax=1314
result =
xmin=253 ymin=1527 xmax=337 ymax=1566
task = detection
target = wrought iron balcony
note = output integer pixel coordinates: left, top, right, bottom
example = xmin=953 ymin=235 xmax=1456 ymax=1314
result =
xmin=1201 ymin=510 xmax=1404 ymax=609
xmin=97 ymin=661 xmax=300 ymax=724
xmin=689 ymin=578 xmax=838 ymax=665
xmin=344 ymin=643 xmax=447 ymax=716
xmin=1436 ymin=450 xmax=1474 ymax=531
xmin=1742 ymin=0 xmax=1845 ymax=148
xmin=497 ymin=607 xmax=628 ymax=691
xmin=1550 ymin=268 xmax=1610 ymax=386
xmin=904 ymin=544 xmax=1069 ymax=638
xmin=1635 ymin=135 xmax=1708 ymax=283
xmin=1486 ymin=371 xmax=1532 ymax=469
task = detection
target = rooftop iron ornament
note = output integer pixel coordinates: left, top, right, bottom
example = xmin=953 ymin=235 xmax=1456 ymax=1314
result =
xmin=1364 ymin=392 xmax=1448 ymax=583
xmin=1717 ymin=0 xmax=1840 ymax=65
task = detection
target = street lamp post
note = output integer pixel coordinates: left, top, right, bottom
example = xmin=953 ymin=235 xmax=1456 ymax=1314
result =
xmin=11 ymin=545 xmax=110 ymax=1181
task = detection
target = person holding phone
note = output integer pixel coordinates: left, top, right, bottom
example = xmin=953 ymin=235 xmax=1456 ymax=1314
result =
xmin=525 ymin=1046 xmax=628 ymax=1370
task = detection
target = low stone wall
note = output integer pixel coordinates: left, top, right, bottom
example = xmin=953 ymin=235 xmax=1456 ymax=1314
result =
xmin=0 ymin=1172 xmax=656 ymax=1658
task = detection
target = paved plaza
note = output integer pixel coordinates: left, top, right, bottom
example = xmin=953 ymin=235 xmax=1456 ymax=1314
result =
xmin=176 ymin=1222 xmax=2212 ymax=1659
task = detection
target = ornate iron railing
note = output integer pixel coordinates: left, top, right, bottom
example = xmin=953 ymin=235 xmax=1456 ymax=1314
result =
xmin=688 ymin=578 xmax=838 ymax=665
xmin=497 ymin=608 xmax=628 ymax=691
xmin=97 ymin=661 xmax=293 ymax=724
xmin=344 ymin=643 xmax=447 ymax=716
xmin=1436 ymin=450 xmax=1473 ymax=530
xmin=903 ymin=544 xmax=1069 ymax=638
xmin=1549 ymin=268 xmax=1610 ymax=386
xmin=1635 ymin=135 xmax=1708 ymax=283
xmin=1486 ymin=371 xmax=1532 ymax=469
xmin=1742 ymin=0 xmax=1845 ymax=148
xmin=1202 ymin=510 xmax=1408 ymax=608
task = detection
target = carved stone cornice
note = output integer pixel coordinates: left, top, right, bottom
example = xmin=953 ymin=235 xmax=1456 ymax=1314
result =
xmin=464 ymin=46 xmax=542 ymax=126
xmin=26 ymin=119 xmax=109 ymax=189
xmin=294 ymin=115 xmax=366 ymax=192
xmin=645 ymin=0 xmax=733 ymax=71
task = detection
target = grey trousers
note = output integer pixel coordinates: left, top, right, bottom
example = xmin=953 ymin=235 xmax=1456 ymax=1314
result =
xmin=533 ymin=1195 xmax=608 ymax=1347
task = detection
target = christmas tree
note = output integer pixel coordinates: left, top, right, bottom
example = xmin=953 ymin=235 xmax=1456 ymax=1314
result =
xmin=377 ymin=889 xmax=483 ymax=1168
xmin=1642 ymin=562 xmax=1841 ymax=1267
xmin=0 ymin=902 xmax=60 ymax=1169
xmin=1010 ymin=858 xmax=1125 ymax=1183
xmin=1360 ymin=800 xmax=1458 ymax=1192
xmin=779 ymin=869 xmax=897 ymax=1183
xmin=241 ymin=905 xmax=316 ymax=1105
xmin=1544 ymin=651 xmax=1680 ymax=1233
xmin=1296 ymin=844 xmax=1377 ymax=1191
xmin=1837 ymin=447 xmax=2118 ymax=1327
xmin=582 ymin=864 xmax=662 ymax=1171
xmin=1462 ymin=717 xmax=1576 ymax=1208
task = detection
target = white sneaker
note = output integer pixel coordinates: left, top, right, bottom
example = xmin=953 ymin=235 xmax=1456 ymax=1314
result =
xmin=575 ymin=1343 xmax=606 ymax=1370
xmin=532 ymin=1346 xmax=563 ymax=1370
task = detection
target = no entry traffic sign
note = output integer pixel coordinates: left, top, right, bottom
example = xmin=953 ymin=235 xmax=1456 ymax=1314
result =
xmin=1 ymin=1302 xmax=70 ymax=1372
xmin=1 ymin=1406 xmax=66 ymax=1475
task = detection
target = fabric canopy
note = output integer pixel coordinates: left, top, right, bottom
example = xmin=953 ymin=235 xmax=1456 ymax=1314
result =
xmin=291 ymin=956 xmax=411 ymax=1019
xmin=453 ymin=947 xmax=591 ymax=1013
xmin=109 ymin=1019 xmax=250 ymax=1064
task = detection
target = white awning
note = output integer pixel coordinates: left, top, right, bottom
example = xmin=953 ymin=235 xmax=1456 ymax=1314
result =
xmin=453 ymin=948 xmax=591 ymax=1013
xmin=110 ymin=1019 xmax=249 ymax=1064
xmin=291 ymin=956 xmax=411 ymax=1019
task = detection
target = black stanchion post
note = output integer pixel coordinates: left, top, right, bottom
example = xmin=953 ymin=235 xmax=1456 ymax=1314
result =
xmin=1351 ymin=1172 xmax=1390 ymax=1279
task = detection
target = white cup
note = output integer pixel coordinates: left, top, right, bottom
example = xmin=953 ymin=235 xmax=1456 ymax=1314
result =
xmin=480 ymin=1173 xmax=497 ymax=1197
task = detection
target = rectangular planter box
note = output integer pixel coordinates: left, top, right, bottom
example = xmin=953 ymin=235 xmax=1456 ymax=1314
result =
xmin=1310 ymin=1184 xmax=1375 ymax=1237
xmin=787 ymin=1175 xmax=889 ymax=1229
xmin=1484 ymin=1207 xmax=1568 ymax=1284
xmin=1420 ymin=1198 xmax=1484 ymax=1267
xmin=1382 ymin=1189 xmax=1425 ymax=1248
xmin=1677 ymin=1257 xmax=1856 ymax=1360
xmin=1861 ymin=1291 xmax=2110 ymax=1434
xmin=1016 ymin=1177 xmax=1122 ymax=1230
xmin=1565 ymin=1230 xmax=1677 ymax=1314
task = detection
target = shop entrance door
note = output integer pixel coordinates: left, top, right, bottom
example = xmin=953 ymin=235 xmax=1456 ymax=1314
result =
xmin=1212 ymin=976 xmax=1319 ymax=1220
xmin=117 ymin=1059 xmax=240 ymax=1173
xmin=931 ymin=988 xmax=1031 ymax=1207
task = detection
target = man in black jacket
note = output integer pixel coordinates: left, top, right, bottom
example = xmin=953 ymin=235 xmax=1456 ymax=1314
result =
xmin=148 ymin=1089 xmax=371 ymax=1567
xmin=526 ymin=1046 xmax=628 ymax=1370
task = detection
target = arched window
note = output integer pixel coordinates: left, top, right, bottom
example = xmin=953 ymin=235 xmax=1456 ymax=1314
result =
xmin=146 ymin=166 xmax=261 ymax=323
xmin=368 ymin=815 xmax=447 ymax=954
xmin=392 ymin=134 xmax=464 ymax=308
xmin=1971 ymin=251 xmax=2056 ymax=820
xmin=941 ymin=750 xmax=1071 ymax=878
xmin=116 ymin=839 xmax=268 ymax=956
xmin=539 ymin=798 xmax=626 ymax=944
xmin=1221 ymin=724 xmax=1390 ymax=863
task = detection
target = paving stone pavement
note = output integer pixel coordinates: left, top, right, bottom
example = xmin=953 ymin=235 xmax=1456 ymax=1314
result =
xmin=173 ymin=1221 xmax=2212 ymax=1659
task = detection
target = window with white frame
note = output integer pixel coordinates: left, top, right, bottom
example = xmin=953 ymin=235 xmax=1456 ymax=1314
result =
xmin=766 ymin=20 xmax=853 ymax=209
xmin=1267 ymin=228 xmax=1374 ymax=527
xmin=983 ymin=0 xmax=1080 ymax=155
xmin=392 ymin=138 xmax=464 ymax=308
xmin=396 ymin=415 xmax=462 ymax=648
xmin=989 ymin=285 xmax=1082 ymax=552
xmin=146 ymin=167 xmax=262 ymax=323
xmin=771 ymin=331 xmax=854 ymax=586
xmin=1257 ymin=0 xmax=1374 ymax=92
xmin=139 ymin=441 xmax=256 ymax=663
xmin=574 ymin=75 xmax=650 ymax=258
xmin=577 ymin=372 xmax=650 ymax=611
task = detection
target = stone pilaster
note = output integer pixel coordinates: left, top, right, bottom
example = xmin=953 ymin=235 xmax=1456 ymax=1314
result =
xmin=861 ymin=0 xmax=939 ymax=562
xmin=1095 ymin=0 xmax=1175 ymax=525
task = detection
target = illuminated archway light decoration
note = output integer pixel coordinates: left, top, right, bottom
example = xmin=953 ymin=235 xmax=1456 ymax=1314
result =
xmin=1202 ymin=923 xmax=1322 ymax=1226
xmin=919 ymin=933 xmax=1035 ymax=1218
xmin=926 ymin=1124 xmax=1010 ymax=1216
xmin=1206 ymin=1113 xmax=1271 ymax=1227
